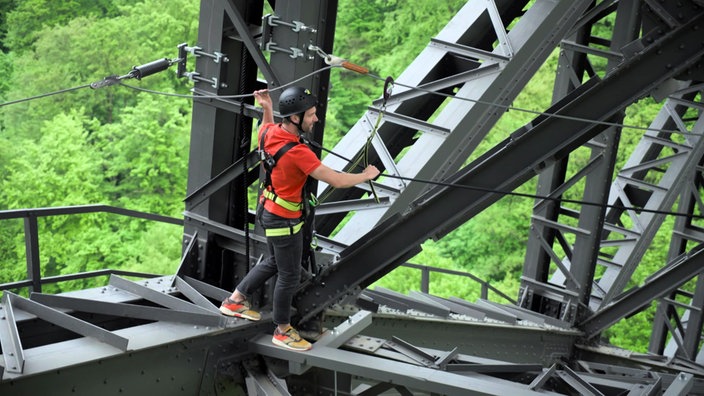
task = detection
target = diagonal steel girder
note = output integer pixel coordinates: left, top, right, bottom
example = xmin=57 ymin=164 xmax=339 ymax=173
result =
xmin=294 ymin=11 xmax=704 ymax=325
xmin=320 ymin=0 xmax=593 ymax=247
xmin=594 ymin=94 xmax=704 ymax=309
xmin=579 ymin=244 xmax=704 ymax=340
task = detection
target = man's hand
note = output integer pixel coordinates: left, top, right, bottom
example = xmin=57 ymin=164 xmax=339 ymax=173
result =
xmin=310 ymin=163 xmax=380 ymax=188
xmin=362 ymin=165 xmax=380 ymax=181
xmin=254 ymin=89 xmax=274 ymax=125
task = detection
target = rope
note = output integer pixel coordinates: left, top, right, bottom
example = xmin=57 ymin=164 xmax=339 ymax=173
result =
xmin=343 ymin=77 xmax=391 ymax=204
xmin=2 ymin=52 xmax=703 ymax=222
xmin=308 ymin=138 xmax=704 ymax=221
xmin=0 ymin=84 xmax=93 ymax=108
xmin=2 ymin=59 xmax=699 ymax=138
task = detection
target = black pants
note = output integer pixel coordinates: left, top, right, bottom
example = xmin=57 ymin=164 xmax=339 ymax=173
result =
xmin=236 ymin=209 xmax=302 ymax=325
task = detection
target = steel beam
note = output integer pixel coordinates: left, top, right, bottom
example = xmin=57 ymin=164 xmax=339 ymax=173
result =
xmin=8 ymin=292 xmax=128 ymax=353
xmin=108 ymin=275 xmax=214 ymax=315
xmin=664 ymin=373 xmax=695 ymax=396
xmin=29 ymin=293 xmax=225 ymax=327
xmin=297 ymin=9 xmax=704 ymax=325
xmin=579 ymin=245 xmax=704 ymax=338
xmin=244 ymin=361 xmax=292 ymax=395
xmin=0 ymin=294 xmax=24 ymax=374
xmin=322 ymin=0 xmax=593 ymax=245
xmin=251 ymin=336 xmax=564 ymax=396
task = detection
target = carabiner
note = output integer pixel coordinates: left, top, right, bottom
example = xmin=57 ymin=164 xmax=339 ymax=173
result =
xmin=383 ymin=76 xmax=394 ymax=105
xmin=308 ymin=192 xmax=320 ymax=207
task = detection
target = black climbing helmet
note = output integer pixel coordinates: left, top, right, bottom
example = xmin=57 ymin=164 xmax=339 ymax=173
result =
xmin=278 ymin=86 xmax=318 ymax=118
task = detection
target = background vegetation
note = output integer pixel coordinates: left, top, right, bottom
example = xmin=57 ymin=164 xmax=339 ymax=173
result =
xmin=0 ymin=0 xmax=671 ymax=352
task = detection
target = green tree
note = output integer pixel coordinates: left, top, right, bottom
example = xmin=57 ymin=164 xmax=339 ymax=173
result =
xmin=0 ymin=0 xmax=16 ymax=51
xmin=0 ymin=110 xmax=106 ymax=288
xmin=0 ymin=0 xmax=197 ymax=290
xmin=4 ymin=0 xmax=121 ymax=51
xmin=0 ymin=50 xmax=10 ymax=98
xmin=95 ymin=92 xmax=191 ymax=216
xmin=2 ymin=0 xmax=196 ymax=139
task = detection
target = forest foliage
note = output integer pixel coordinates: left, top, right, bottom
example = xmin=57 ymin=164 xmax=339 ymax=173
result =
xmin=0 ymin=0 xmax=671 ymax=352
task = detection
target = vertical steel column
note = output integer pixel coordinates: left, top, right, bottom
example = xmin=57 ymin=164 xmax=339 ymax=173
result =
xmin=182 ymin=0 xmax=338 ymax=292
xmin=182 ymin=0 xmax=261 ymax=287
xmin=267 ymin=0 xmax=337 ymax=152
xmin=519 ymin=0 xmax=647 ymax=324
xmin=23 ymin=215 xmax=41 ymax=293
xmin=559 ymin=0 xmax=640 ymax=320
xmin=519 ymin=7 xmax=595 ymax=320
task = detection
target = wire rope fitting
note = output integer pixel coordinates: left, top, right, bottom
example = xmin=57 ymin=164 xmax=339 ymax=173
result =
xmin=309 ymin=45 xmax=369 ymax=74
xmin=90 ymin=57 xmax=180 ymax=89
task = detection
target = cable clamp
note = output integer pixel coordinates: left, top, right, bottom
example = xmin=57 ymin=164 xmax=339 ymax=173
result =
xmin=181 ymin=45 xmax=228 ymax=64
xmin=264 ymin=41 xmax=304 ymax=59
xmin=264 ymin=14 xmax=317 ymax=33
xmin=90 ymin=75 xmax=122 ymax=89
xmin=183 ymin=71 xmax=221 ymax=89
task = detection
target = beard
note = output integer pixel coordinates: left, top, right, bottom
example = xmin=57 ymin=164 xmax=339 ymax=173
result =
xmin=300 ymin=119 xmax=316 ymax=134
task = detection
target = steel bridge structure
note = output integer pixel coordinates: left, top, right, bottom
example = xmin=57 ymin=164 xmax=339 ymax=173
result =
xmin=2 ymin=0 xmax=704 ymax=395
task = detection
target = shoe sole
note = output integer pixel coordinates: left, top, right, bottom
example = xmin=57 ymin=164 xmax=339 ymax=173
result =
xmin=219 ymin=306 xmax=260 ymax=321
xmin=272 ymin=337 xmax=312 ymax=351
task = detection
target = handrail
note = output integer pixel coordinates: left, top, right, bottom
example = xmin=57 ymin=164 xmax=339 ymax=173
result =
xmin=0 ymin=269 xmax=161 ymax=292
xmin=1 ymin=205 xmax=509 ymax=306
xmin=0 ymin=204 xmax=183 ymax=294
xmin=0 ymin=204 xmax=184 ymax=224
xmin=401 ymin=262 xmax=516 ymax=305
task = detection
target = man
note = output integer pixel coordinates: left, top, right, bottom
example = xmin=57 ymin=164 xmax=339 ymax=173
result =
xmin=219 ymin=86 xmax=380 ymax=351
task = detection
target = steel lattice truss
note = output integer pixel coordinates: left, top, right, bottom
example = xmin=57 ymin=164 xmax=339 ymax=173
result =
xmin=2 ymin=0 xmax=704 ymax=395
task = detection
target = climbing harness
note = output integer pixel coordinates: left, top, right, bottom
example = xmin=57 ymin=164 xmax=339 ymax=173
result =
xmin=262 ymin=189 xmax=302 ymax=211
xmin=257 ymin=127 xmax=306 ymax=236
xmin=256 ymin=125 xmax=320 ymax=276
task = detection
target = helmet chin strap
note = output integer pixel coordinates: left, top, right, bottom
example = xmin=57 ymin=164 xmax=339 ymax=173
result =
xmin=289 ymin=113 xmax=306 ymax=136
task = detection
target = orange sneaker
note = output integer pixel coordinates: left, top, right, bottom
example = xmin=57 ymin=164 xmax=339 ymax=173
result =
xmin=219 ymin=297 xmax=261 ymax=321
xmin=272 ymin=326 xmax=312 ymax=351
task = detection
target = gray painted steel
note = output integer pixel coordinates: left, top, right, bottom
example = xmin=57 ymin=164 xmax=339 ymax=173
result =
xmin=3 ymin=1 xmax=704 ymax=395
xmin=319 ymin=0 xmax=594 ymax=246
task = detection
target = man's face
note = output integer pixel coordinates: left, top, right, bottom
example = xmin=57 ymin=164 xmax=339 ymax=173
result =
xmin=295 ymin=106 xmax=318 ymax=133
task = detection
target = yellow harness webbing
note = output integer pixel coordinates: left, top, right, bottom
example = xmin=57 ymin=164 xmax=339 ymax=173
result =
xmin=265 ymin=221 xmax=304 ymax=237
xmin=262 ymin=189 xmax=303 ymax=211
